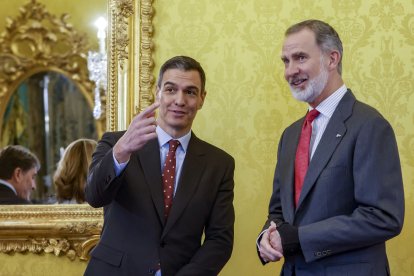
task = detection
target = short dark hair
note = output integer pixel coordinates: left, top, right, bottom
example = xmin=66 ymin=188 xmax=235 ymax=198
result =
xmin=285 ymin=19 xmax=343 ymax=75
xmin=0 ymin=145 xmax=40 ymax=179
xmin=157 ymin=56 xmax=206 ymax=92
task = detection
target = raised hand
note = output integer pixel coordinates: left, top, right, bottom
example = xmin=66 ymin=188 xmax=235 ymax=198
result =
xmin=113 ymin=102 xmax=160 ymax=163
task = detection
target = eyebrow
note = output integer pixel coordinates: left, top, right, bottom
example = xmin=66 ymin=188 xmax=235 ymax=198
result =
xmin=162 ymin=81 xmax=177 ymax=87
xmin=163 ymin=82 xmax=200 ymax=91
xmin=281 ymin=51 xmax=308 ymax=60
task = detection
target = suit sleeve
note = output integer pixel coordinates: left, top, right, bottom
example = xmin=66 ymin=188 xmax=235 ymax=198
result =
xmin=256 ymin=129 xmax=286 ymax=264
xmin=176 ymin=154 xmax=235 ymax=276
xmin=299 ymin=116 xmax=404 ymax=262
xmin=266 ymin=129 xmax=287 ymax=227
xmin=85 ymin=132 xmax=125 ymax=208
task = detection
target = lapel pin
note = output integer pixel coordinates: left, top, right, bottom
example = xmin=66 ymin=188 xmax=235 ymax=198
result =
xmin=336 ymin=134 xmax=342 ymax=138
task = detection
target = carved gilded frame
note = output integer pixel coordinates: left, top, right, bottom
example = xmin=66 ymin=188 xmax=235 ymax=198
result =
xmin=0 ymin=0 xmax=154 ymax=261
xmin=107 ymin=0 xmax=154 ymax=130
xmin=0 ymin=0 xmax=105 ymax=137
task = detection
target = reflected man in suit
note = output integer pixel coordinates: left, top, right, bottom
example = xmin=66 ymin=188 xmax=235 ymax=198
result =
xmin=85 ymin=56 xmax=235 ymax=276
xmin=0 ymin=145 xmax=40 ymax=204
xmin=257 ymin=20 xmax=404 ymax=275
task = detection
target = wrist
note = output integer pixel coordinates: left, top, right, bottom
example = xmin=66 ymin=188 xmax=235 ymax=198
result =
xmin=113 ymin=142 xmax=131 ymax=163
xmin=277 ymin=222 xmax=301 ymax=256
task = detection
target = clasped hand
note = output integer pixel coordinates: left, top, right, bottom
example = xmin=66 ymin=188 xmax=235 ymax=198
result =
xmin=259 ymin=221 xmax=284 ymax=262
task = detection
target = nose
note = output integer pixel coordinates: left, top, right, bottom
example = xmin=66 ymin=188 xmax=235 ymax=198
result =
xmin=285 ymin=62 xmax=299 ymax=80
xmin=32 ymin=180 xmax=36 ymax=190
xmin=174 ymin=90 xmax=185 ymax=106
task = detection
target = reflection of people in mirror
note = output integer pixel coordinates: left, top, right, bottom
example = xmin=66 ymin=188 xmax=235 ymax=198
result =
xmin=53 ymin=138 xmax=97 ymax=204
xmin=0 ymin=145 xmax=40 ymax=204
xmin=85 ymin=56 xmax=235 ymax=275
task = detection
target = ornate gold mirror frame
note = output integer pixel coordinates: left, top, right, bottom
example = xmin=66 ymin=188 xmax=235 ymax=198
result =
xmin=0 ymin=0 xmax=154 ymax=261
xmin=0 ymin=0 xmax=105 ymax=136
xmin=107 ymin=0 xmax=154 ymax=131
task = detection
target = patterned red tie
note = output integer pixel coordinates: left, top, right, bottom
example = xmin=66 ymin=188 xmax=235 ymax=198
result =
xmin=162 ymin=140 xmax=180 ymax=219
xmin=294 ymin=109 xmax=320 ymax=207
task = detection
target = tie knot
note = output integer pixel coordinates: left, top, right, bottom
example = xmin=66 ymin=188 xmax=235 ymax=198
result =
xmin=306 ymin=109 xmax=320 ymax=123
xmin=168 ymin=140 xmax=180 ymax=152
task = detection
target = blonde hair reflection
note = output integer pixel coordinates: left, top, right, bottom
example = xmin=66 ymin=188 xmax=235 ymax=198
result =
xmin=53 ymin=138 xmax=97 ymax=204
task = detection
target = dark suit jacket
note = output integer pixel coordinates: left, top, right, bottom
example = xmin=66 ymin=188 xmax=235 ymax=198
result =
xmin=85 ymin=131 xmax=235 ymax=276
xmin=263 ymin=90 xmax=404 ymax=276
xmin=0 ymin=183 xmax=29 ymax=204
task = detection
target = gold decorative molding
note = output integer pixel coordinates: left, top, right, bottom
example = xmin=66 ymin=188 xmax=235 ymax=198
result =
xmin=111 ymin=0 xmax=134 ymax=67
xmin=138 ymin=0 xmax=156 ymax=115
xmin=107 ymin=0 xmax=154 ymax=131
xmin=0 ymin=205 xmax=103 ymax=261
xmin=0 ymin=0 xmax=154 ymax=262
xmin=0 ymin=0 xmax=105 ymax=136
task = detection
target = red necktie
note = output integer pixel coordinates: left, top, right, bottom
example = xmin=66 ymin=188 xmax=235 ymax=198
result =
xmin=162 ymin=140 xmax=180 ymax=219
xmin=294 ymin=109 xmax=320 ymax=207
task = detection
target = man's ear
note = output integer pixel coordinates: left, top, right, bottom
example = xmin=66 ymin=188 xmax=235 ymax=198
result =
xmin=199 ymin=90 xmax=207 ymax=109
xmin=328 ymin=50 xmax=341 ymax=71
xmin=12 ymin=167 xmax=23 ymax=182
xmin=155 ymin=87 xmax=161 ymax=101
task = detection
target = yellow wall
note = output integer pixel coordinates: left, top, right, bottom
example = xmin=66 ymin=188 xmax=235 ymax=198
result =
xmin=152 ymin=0 xmax=414 ymax=275
xmin=1 ymin=0 xmax=413 ymax=275
xmin=0 ymin=254 xmax=86 ymax=276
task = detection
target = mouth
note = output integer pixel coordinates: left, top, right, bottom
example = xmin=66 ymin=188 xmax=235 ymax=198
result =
xmin=289 ymin=77 xmax=308 ymax=88
xmin=169 ymin=109 xmax=186 ymax=116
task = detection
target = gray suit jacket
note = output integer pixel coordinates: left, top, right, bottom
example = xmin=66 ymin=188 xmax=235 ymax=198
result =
xmin=85 ymin=132 xmax=235 ymax=276
xmin=265 ymin=90 xmax=404 ymax=276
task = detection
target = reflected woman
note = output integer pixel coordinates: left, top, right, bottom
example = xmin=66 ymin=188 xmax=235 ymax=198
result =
xmin=53 ymin=138 xmax=97 ymax=204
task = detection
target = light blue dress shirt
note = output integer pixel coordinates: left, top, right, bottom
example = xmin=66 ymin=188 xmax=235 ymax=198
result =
xmin=112 ymin=126 xmax=191 ymax=196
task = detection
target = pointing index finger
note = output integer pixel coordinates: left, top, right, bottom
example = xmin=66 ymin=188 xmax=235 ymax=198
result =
xmin=139 ymin=102 xmax=160 ymax=119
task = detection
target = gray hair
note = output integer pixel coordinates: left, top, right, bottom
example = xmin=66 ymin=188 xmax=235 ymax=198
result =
xmin=285 ymin=19 xmax=343 ymax=75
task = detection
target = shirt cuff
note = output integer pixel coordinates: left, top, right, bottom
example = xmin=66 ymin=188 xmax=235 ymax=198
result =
xmin=112 ymin=151 xmax=129 ymax=176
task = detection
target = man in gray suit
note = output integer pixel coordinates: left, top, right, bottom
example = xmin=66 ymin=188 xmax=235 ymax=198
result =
xmin=85 ymin=56 xmax=235 ymax=275
xmin=258 ymin=20 xmax=404 ymax=275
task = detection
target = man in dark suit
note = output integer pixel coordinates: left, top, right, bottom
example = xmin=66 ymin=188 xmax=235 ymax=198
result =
xmin=257 ymin=20 xmax=404 ymax=275
xmin=85 ymin=56 xmax=235 ymax=276
xmin=0 ymin=145 xmax=40 ymax=204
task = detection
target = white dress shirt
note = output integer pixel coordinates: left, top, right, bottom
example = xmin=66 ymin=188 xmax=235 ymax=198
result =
xmin=309 ymin=84 xmax=348 ymax=159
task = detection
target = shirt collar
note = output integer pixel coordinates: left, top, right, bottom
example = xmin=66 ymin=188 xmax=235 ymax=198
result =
xmin=0 ymin=179 xmax=17 ymax=195
xmin=310 ymin=84 xmax=348 ymax=118
xmin=156 ymin=126 xmax=191 ymax=152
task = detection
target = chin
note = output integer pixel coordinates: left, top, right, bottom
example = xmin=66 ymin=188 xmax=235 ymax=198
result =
xmin=290 ymin=87 xmax=321 ymax=103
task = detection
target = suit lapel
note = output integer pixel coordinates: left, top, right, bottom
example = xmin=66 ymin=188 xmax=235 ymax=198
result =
xmin=138 ymin=138 xmax=165 ymax=225
xmin=296 ymin=91 xmax=355 ymax=211
xmin=162 ymin=134 xmax=206 ymax=237
xmin=282 ymin=122 xmax=302 ymax=224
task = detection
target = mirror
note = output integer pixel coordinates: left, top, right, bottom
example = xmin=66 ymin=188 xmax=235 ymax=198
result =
xmin=2 ymin=71 xmax=99 ymax=202
xmin=0 ymin=0 xmax=105 ymax=202
xmin=0 ymin=0 xmax=154 ymax=260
